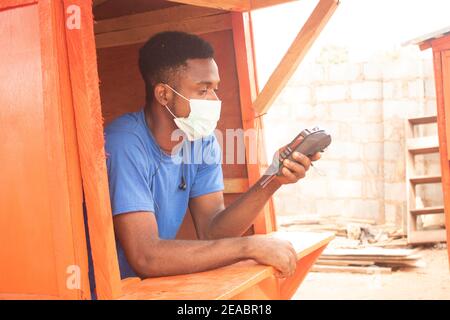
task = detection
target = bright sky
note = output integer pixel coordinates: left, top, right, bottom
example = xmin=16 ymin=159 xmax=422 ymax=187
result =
xmin=251 ymin=0 xmax=450 ymax=85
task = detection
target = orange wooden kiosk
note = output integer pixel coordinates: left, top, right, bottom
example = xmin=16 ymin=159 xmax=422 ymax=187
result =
xmin=410 ymin=28 xmax=450 ymax=268
xmin=0 ymin=0 xmax=338 ymax=299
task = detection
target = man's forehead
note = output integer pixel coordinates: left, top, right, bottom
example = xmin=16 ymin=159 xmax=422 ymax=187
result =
xmin=183 ymin=58 xmax=220 ymax=84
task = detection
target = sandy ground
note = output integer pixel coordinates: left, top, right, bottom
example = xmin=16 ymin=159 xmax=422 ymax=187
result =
xmin=293 ymin=246 xmax=450 ymax=300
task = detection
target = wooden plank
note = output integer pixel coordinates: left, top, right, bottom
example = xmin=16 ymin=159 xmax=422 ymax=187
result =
xmin=320 ymin=254 xmax=422 ymax=261
xmin=95 ymin=13 xmax=232 ymax=49
xmin=167 ymin=0 xmax=251 ymax=11
xmin=268 ymin=231 xmax=335 ymax=260
xmin=311 ymin=265 xmax=392 ymax=274
xmin=316 ymin=259 xmax=375 ymax=266
xmin=419 ymin=41 xmax=432 ymax=51
xmin=121 ymin=277 xmax=141 ymax=291
xmin=167 ymin=0 xmax=303 ymax=11
xmin=93 ymin=0 xmax=109 ymax=7
xmin=404 ymin=26 xmax=450 ymax=48
xmin=322 ymin=247 xmax=419 ymax=257
xmin=94 ymin=5 xmax=224 ymax=34
xmin=409 ymin=175 xmax=442 ymax=184
xmin=0 ymin=294 xmax=61 ymax=300
xmin=433 ymin=49 xmax=450 ymax=262
xmin=0 ymin=1 xmax=81 ymax=299
xmin=231 ymin=12 xmax=276 ymax=234
xmin=408 ymin=229 xmax=447 ymax=244
xmin=405 ymin=119 xmax=417 ymax=239
xmin=410 ymin=206 xmax=445 ymax=216
xmin=45 ymin=0 xmax=92 ymax=299
xmin=429 ymin=34 xmax=450 ymax=52
xmin=407 ymin=136 xmax=440 ymax=154
xmin=118 ymin=232 xmax=333 ymax=300
xmin=252 ymin=0 xmax=339 ymax=115
xmin=39 ymin=0 xmax=84 ymax=299
xmin=63 ymin=0 xmax=122 ymax=299
xmin=0 ymin=0 xmax=37 ymax=10
xmin=443 ymin=50 xmax=450 ymax=160
xmin=279 ymin=241 xmax=328 ymax=299
xmin=224 ymin=178 xmax=249 ymax=193
xmin=319 ymin=254 xmax=422 ymax=261
xmin=408 ymin=115 xmax=437 ymax=125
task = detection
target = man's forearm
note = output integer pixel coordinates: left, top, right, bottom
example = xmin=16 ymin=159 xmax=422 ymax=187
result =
xmin=135 ymin=236 xmax=252 ymax=278
xmin=206 ymin=176 xmax=282 ymax=239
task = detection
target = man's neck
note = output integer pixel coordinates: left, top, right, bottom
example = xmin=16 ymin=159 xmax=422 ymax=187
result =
xmin=144 ymin=103 xmax=182 ymax=155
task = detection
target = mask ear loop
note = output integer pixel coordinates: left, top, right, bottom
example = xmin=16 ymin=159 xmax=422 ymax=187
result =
xmin=164 ymin=104 xmax=177 ymax=119
xmin=211 ymin=89 xmax=220 ymax=101
xmin=164 ymin=83 xmax=190 ymax=101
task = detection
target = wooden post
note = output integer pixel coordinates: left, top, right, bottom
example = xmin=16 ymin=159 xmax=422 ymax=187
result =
xmin=63 ymin=0 xmax=123 ymax=299
xmin=433 ymin=48 xmax=450 ymax=268
xmin=232 ymin=11 xmax=277 ymax=234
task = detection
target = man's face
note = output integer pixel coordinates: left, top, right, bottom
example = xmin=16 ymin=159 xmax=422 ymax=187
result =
xmin=168 ymin=58 xmax=221 ymax=118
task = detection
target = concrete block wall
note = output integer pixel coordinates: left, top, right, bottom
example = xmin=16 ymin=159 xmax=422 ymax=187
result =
xmin=263 ymin=47 xmax=441 ymax=228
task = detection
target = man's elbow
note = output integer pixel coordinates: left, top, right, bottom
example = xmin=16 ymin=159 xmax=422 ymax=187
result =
xmin=130 ymin=249 xmax=164 ymax=279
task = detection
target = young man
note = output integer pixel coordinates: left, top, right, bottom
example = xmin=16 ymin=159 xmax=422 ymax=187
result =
xmin=105 ymin=31 xmax=321 ymax=280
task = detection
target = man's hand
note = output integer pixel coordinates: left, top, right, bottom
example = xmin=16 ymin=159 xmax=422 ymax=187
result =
xmin=246 ymin=236 xmax=298 ymax=278
xmin=274 ymin=149 xmax=321 ymax=186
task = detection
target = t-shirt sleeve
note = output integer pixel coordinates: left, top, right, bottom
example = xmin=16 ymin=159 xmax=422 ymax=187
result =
xmin=105 ymin=131 xmax=155 ymax=215
xmin=189 ymin=135 xmax=225 ymax=198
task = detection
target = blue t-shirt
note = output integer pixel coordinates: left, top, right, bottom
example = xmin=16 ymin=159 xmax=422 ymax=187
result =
xmin=101 ymin=108 xmax=224 ymax=279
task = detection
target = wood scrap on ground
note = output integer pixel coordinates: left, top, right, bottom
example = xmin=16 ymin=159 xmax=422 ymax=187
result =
xmin=311 ymin=265 xmax=392 ymax=274
xmin=278 ymin=215 xmax=427 ymax=273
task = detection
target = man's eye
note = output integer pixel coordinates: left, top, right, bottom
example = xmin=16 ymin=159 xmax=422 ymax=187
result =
xmin=198 ymin=88 xmax=219 ymax=96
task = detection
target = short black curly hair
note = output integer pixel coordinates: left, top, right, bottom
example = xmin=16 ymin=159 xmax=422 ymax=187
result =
xmin=138 ymin=31 xmax=215 ymax=104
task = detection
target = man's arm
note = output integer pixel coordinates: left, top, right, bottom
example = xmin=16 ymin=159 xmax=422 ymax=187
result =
xmin=113 ymin=211 xmax=298 ymax=278
xmin=189 ymin=152 xmax=320 ymax=240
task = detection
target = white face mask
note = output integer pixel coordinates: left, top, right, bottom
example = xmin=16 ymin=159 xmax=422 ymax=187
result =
xmin=164 ymin=84 xmax=221 ymax=141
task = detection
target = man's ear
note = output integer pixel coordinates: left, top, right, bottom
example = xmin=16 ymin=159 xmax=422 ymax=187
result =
xmin=153 ymin=83 xmax=172 ymax=106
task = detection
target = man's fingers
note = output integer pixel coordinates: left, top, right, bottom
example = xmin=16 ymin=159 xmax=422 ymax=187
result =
xmin=281 ymin=167 xmax=297 ymax=181
xmin=310 ymin=152 xmax=321 ymax=161
xmin=282 ymin=159 xmax=306 ymax=179
xmin=291 ymin=152 xmax=311 ymax=171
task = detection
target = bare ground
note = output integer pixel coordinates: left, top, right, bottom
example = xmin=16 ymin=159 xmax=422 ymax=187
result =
xmin=293 ymin=247 xmax=450 ymax=300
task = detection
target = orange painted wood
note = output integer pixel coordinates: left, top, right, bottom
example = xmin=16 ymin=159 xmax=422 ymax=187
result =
xmin=0 ymin=294 xmax=62 ymax=300
xmin=0 ymin=2 xmax=58 ymax=297
xmin=95 ymin=13 xmax=233 ymax=49
xmin=432 ymin=49 xmax=450 ymax=266
xmin=118 ymin=232 xmax=334 ymax=300
xmin=0 ymin=0 xmax=88 ymax=299
xmin=94 ymin=5 xmax=224 ymax=35
xmin=167 ymin=0 xmax=251 ymax=11
xmin=429 ymin=34 xmax=450 ymax=53
xmin=442 ymin=50 xmax=450 ymax=160
xmin=0 ymin=0 xmax=37 ymax=10
xmin=231 ymin=11 xmax=276 ymax=234
xmin=93 ymin=0 xmax=109 ymax=7
xmin=40 ymin=0 xmax=91 ymax=299
xmin=279 ymin=244 xmax=325 ymax=299
xmin=167 ymin=0 xmax=301 ymax=11
xmin=93 ymin=0 xmax=178 ymax=20
xmin=63 ymin=0 xmax=122 ymax=299
xmin=229 ymin=276 xmax=280 ymax=300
